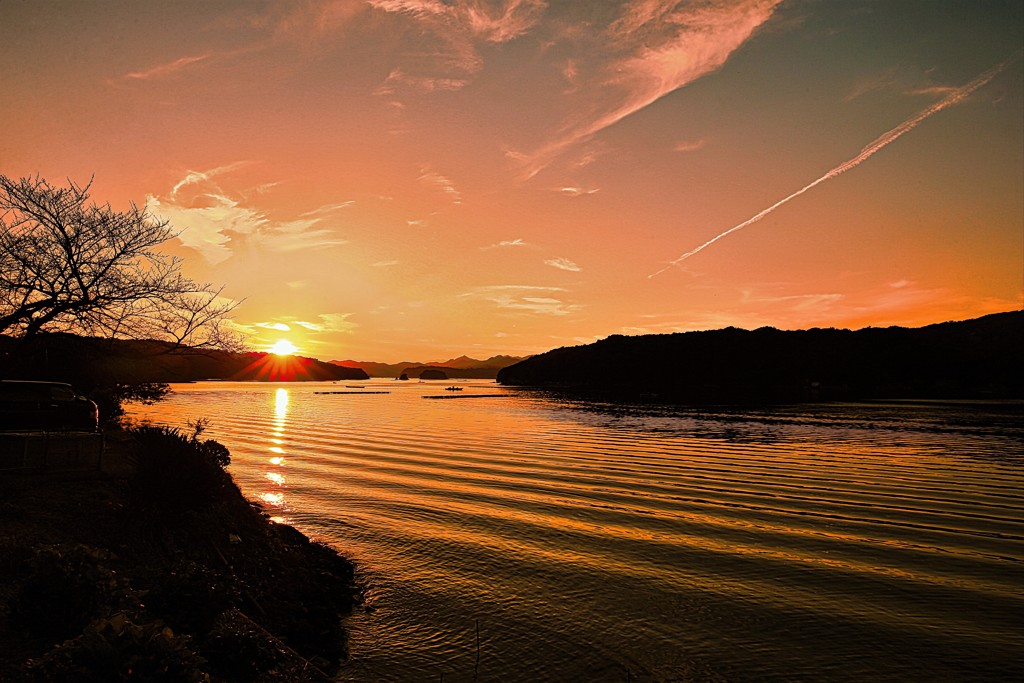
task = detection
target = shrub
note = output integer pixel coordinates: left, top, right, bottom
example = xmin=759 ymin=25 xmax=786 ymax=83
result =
xmin=126 ymin=426 xmax=232 ymax=516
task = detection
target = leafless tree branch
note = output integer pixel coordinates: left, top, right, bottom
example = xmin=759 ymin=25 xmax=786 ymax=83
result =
xmin=1 ymin=174 xmax=245 ymax=352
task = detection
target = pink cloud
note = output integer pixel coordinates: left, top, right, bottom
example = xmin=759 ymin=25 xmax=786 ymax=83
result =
xmin=370 ymin=1 xmax=545 ymax=98
xmin=517 ymin=0 xmax=782 ymax=177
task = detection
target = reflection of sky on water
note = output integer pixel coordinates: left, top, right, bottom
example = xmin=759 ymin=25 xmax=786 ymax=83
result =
xmin=264 ymin=388 xmax=289 ymax=523
xmin=528 ymin=393 xmax=1024 ymax=450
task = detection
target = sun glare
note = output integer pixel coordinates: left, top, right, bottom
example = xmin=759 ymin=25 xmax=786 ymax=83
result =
xmin=270 ymin=339 xmax=298 ymax=356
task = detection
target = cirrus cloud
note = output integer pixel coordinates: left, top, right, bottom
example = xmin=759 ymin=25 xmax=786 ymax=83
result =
xmin=147 ymin=166 xmax=351 ymax=264
xmin=545 ymin=257 xmax=581 ymax=272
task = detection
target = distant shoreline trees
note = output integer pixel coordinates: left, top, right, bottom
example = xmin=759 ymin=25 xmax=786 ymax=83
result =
xmin=0 ymin=174 xmax=240 ymax=350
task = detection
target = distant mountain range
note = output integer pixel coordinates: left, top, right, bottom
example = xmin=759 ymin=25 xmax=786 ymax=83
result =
xmin=331 ymin=355 xmax=525 ymax=379
xmin=497 ymin=312 xmax=1023 ymax=403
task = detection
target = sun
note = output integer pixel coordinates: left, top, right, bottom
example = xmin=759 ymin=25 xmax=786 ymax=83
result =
xmin=269 ymin=339 xmax=298 ymax=356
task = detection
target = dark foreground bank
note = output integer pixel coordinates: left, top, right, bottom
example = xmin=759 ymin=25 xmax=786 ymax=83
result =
xmin=0 ymin=426 xmax=358 ymax=682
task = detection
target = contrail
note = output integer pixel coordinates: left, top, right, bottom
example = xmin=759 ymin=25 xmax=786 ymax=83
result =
xmin=650 ymin=56 xmax=1016 ymax=278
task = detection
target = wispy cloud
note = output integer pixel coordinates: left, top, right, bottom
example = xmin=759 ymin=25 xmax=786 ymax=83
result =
xmin=300 ymin=202 xmax=355 ymax=217
xmin=739 ymin=290 xmax=844 ymax=313
xmin=111 ymin=43 xmax=266 ymax=86
xmin=370 ymin=0 xmax=545 ymax=98
xmin=243 ymin=313 xmax=358 ymax=348
xmin=673 ymin=138 xmax=706 ymax=153
xmin=370 ymin=0 xmax=545 ymax=41
xmin=845 ymin=67 xmax=964 ymax=103
xmin=118 ymin=53 xmax=211 ymax=81
xmin=372 ymin=260 xmax=400 ymax=267
xmin=906 ymin=85 xmax=959 ymax=97
xmin=516 ymin=0 xmax=782 ymax=177
xmin=460 ymin=284 xmax=580 ymax=316
xmin=148 ymin=167 xmax=350 ymax=264
xmin=260 ymin=0 xmax=368 ymax=42
xmin=256 ymin=322 xmax=292 ymax=331
xmin=844 ymin=68 xmax=902 ymax=102
xmin=370 ymin=1 xmax=449 ymax=19
xmin=556 ymin=186 xmax=599 ymax=197
xmin=651 ymin=56 xmax=1016 ymax=277
xmin=482 ymin=238 xmax=530 ymax=249
xmin=545 ymin=257 xmax=581 ymax=272
xmin=257 ymin=216 xmax=349 ymax=253
xmin=417 ymin=166 xmax=462 ymax=204
xmin=376 ymin=67 xmax=473 ymax=94
xmin=292 ymin=313 xmax=358 ymax=333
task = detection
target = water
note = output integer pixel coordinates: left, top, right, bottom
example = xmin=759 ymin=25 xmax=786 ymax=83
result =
xmin=126 ymin=381 xmax=1024 ymax=682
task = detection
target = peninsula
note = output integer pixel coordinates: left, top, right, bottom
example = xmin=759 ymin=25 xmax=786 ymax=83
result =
xmin=497 ymin=312 xmax=1023 ymax=403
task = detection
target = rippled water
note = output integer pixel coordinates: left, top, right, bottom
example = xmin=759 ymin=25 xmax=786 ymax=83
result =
xmin=127 ymin=382 xmax=1024 ymax=682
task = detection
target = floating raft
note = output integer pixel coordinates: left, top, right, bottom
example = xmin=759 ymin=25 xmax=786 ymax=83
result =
xmin=422 ymin=394 xmax=511 ymax=400
xmin=315 ymin=391 xmax=390 ymax=395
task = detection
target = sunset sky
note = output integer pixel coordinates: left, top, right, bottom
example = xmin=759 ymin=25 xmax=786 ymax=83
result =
xmin=2 ymin=1 xmax=1021 ymax=362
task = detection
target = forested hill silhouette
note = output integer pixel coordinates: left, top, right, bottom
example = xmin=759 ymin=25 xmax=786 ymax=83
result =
xmin=0 ymin=333 xmax=368 ymax=385
xmin=496 ymin=312 xmax=1023 ymax=403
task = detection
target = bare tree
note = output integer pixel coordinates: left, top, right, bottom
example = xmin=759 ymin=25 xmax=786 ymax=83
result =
xmin=0 ymin=174 xmax=242 ymax=350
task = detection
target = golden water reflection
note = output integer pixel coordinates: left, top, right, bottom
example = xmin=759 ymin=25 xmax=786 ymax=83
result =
xmin=263 ymin=388 xmax=290 ymax=520
xmin=260 ymin=491 xmax=284 ymax=506
xmin=274 ymin=388 xmax=289 ymax=418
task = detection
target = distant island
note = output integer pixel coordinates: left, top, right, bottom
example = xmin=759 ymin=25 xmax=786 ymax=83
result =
xmin=497 ymin=311 xmax=1023 ymax=403
xmin=331 ymin=354 xmax=526 ymax=379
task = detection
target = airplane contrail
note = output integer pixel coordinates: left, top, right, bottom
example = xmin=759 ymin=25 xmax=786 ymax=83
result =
xmin=650 ymin=56 xmax=1017 ymax=279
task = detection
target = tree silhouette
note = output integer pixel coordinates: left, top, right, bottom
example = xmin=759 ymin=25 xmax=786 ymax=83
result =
xmin=0 ymin=175 xmax=240 ymax=350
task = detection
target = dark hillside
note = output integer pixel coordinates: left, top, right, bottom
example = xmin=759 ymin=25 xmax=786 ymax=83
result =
xmin=0 ymin=334 xmax=368 ymax=386
xmin=497 ymin=312 xmax=1023 ymax=403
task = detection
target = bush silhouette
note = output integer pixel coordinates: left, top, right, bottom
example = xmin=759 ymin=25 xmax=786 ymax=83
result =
xmin=127 ymin=426 xmax=233 ymax=516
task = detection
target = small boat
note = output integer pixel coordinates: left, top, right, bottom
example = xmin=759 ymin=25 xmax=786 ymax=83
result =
xmin=444 ymin=386 xmax=463 ymax=392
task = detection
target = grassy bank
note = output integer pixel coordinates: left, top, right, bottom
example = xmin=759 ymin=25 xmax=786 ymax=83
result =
xmin=0 ymin=426 xmax=358 ymax=682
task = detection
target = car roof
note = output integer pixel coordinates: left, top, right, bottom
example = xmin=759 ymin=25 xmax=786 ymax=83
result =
xmin=0 ymin=380 xmax=79 ymax=399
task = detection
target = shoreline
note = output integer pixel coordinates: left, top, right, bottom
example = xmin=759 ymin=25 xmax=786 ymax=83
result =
xmin=0 ymin=426 xmax=359 ymax=681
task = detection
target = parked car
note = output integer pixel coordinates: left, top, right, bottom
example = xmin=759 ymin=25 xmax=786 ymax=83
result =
xmin=0 ymin=380 xmax=99 ymax=432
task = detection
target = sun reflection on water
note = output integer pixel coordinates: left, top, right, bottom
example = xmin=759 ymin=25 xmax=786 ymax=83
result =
xmin=263 ymin=388 xmax=291 ymax=521
xmin=274 ymin=388 xmax=289 ymax=418
xmin=260 ymin=492 xmax=285 ymax=506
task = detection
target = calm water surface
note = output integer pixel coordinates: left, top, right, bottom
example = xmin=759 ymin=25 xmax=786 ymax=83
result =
xmin=127 ymin=381 xmax=1024 ymax=682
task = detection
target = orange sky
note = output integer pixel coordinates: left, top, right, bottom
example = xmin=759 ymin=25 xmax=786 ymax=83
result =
xmin=2 ymin=1 xmax=1021 ymax=362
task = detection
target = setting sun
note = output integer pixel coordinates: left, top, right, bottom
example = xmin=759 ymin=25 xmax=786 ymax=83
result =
xmin=269 ymin=339 xmax=297 ymax=356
